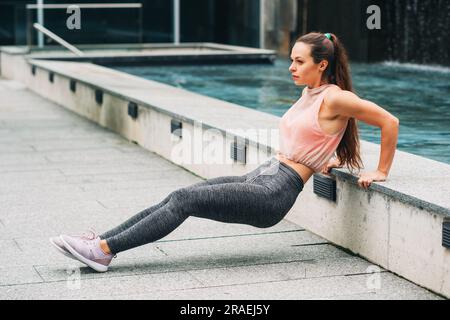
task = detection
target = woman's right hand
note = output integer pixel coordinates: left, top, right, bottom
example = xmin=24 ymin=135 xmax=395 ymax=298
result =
xmin=321 ymin=158 xmax=343 ymax=174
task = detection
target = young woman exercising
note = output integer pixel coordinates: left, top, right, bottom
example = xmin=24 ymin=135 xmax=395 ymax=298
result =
xmin=50 ymin=32 xmax=399 ymax=272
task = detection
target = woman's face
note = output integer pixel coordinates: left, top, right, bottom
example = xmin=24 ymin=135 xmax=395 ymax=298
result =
xmin=289 ymin=42 xmax=327 ymax=87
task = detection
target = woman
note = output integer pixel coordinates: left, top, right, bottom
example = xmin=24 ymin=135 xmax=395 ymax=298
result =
xmin=50 ymin=32 xmax=399 ymax=272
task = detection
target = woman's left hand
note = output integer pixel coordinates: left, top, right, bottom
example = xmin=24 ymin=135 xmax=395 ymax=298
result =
xmin=357 ymin=170 xmax=387 ymax=190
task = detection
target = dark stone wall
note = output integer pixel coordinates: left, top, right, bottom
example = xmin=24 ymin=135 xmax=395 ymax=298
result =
xmin=292 ymin=0 xmax=449 ymax=66
xmin=379 ymin=0 xmax=450 ymax=66
xmin=292 ymin=0 xmax=374 ymax=62
xmin=264 ymin=0 xmax=297 ymax=56
xmin=204 ymin=0 xmax=260 ymax=47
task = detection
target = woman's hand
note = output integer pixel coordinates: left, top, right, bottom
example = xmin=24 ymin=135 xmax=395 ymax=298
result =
xmin=357 ymin=170 xmax=387 ymax=190
xmin=322 ymin=159 xmax=388 ymax=190
xmin=321 ymin=158 xmax=343 ymax=174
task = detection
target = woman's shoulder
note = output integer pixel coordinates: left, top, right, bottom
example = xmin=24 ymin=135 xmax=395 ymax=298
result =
xmin=325 ymin=84 xmax=343 ymax=94
xmin=323 ymin=85 xmax=352 ymax=119
xmin=324 ymin=84 xmax=356 ymax=102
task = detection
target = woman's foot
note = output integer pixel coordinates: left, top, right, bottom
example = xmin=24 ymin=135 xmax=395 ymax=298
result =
xmin=49 ymin=229 xmax=99 ymax=260
xmin=59 ymin=234 xmax=116 ymax=272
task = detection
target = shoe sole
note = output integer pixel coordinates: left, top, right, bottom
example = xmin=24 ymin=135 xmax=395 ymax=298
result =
xmin=49 ymin=238 xmax=76 ymax=260
xmin=59 ymin=235 xmax=108 ymax=272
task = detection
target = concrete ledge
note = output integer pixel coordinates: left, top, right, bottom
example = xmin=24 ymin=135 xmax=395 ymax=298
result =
xmin=1 ymin=43 xmax=277 ymax=66
xmin=1 ymin=49 xmax=449 ymax=298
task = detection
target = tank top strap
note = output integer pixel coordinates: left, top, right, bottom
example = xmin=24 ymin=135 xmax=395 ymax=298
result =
xmin=312 ymin=85 xmax=343 ymax=136
xmin=312 ymin=85 xmax=333 ymax=113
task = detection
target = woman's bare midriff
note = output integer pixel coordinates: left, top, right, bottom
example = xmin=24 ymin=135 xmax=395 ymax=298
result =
xmin=275 ymin=153 xmax=315 ymax=185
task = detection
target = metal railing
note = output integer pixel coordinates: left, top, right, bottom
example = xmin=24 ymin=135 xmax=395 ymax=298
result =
xmin=25 ymin=3 xmax=144 ymax=51
xmin=32 ymin=23 xmax=84 ymax=56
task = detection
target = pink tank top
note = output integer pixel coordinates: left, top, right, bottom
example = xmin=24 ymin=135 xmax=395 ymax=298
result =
xmin=277 ymin=83 xmax=347 ymax=173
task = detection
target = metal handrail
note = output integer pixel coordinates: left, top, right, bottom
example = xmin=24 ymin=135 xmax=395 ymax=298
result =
xmin=32 ymin=23 xmax=84 ymax=56
xmin=25 ymin=3 xmax=144 ymax=51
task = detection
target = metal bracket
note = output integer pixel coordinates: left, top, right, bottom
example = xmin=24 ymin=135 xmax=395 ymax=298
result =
xmin=443 ymin=222 xmax=450 ymax=249
xmin=95 ymin=89 xmax=103 ymax=105
xmin=69 ymin=79 xmax=76 ymax=92
xmin=128 ymin=102 xmax=138 ymax=119
xmin=230 ymin=140 xmax=246 ymax=164
xmin=313 ymin=174 xmax=336 ymax=201
xmin=171 ymin=119 xmax=182 ymax=138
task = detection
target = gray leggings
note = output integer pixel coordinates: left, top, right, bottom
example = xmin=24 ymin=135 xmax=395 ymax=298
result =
xmin=100 ymin=157 xmax=304 ymax=254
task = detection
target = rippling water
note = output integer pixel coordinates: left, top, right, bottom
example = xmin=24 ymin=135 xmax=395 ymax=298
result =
xmin=113 ymin=59 xmax=450 ymax=165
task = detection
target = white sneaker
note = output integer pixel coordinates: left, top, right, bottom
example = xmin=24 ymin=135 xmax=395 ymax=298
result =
xmin=59 ymin=234 xmax=116 ymax=272
xmin=49 ymin=236 xmax=76 ymax=260
xmin=49 ymin=228 xmax=99 ymax=261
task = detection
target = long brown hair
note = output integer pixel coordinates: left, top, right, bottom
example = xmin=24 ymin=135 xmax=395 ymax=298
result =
xmin=295 ymin=31 xmax=364 ymax=173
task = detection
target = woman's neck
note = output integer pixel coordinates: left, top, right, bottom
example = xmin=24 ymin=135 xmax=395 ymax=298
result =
xmin=307 ymin=81 xmax=330 ymax=89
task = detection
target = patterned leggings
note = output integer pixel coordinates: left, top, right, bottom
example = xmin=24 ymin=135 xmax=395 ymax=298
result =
xmin=100 ymin=157 xmax=304 ymax=254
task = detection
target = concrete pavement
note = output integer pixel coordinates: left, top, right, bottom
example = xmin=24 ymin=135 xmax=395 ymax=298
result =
xmin=0 ymin=77 xmax=442 ymax=300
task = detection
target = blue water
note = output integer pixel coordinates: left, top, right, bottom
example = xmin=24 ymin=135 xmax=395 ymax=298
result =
xmin=112 ymin=60 xmax=450 ymax=165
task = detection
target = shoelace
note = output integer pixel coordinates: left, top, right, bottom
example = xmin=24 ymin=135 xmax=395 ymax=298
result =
xmin=70 ymin=227 xmax=118 ymax=258
xmin=70 ymin=227 xmax=98 ymax=240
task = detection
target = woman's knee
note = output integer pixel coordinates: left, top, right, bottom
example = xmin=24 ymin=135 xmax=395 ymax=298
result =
xmin=169 ymin=187 xmax=189 ymax=203
xmin=165 ymin=188 xmax=192 ymax=214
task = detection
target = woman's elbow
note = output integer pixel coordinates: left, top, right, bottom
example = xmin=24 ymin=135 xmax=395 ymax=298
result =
xmin=392 ymin=117 xmax=400 ymax=126
xmin=387 ymin=116 xmax=400 ymax=127
xmin=380 ymin=116 xmax=399 ymax=131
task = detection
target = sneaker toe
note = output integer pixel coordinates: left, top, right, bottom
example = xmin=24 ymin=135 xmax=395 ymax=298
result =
xmin=49 ymin=236 xmax=76 ymax=260
xmin=50 ymin=236 xmax=64 ymax=248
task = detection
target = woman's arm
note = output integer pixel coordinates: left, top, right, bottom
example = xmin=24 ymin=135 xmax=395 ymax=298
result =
xmin=377 ymin=119 xmax=399 ymax=175
xmin=327 ymin=90 xmax=400 ymax=189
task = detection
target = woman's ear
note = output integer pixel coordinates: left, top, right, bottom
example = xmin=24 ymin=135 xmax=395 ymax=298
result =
xmin=319 ymin=60 xmax=329 ymax=71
